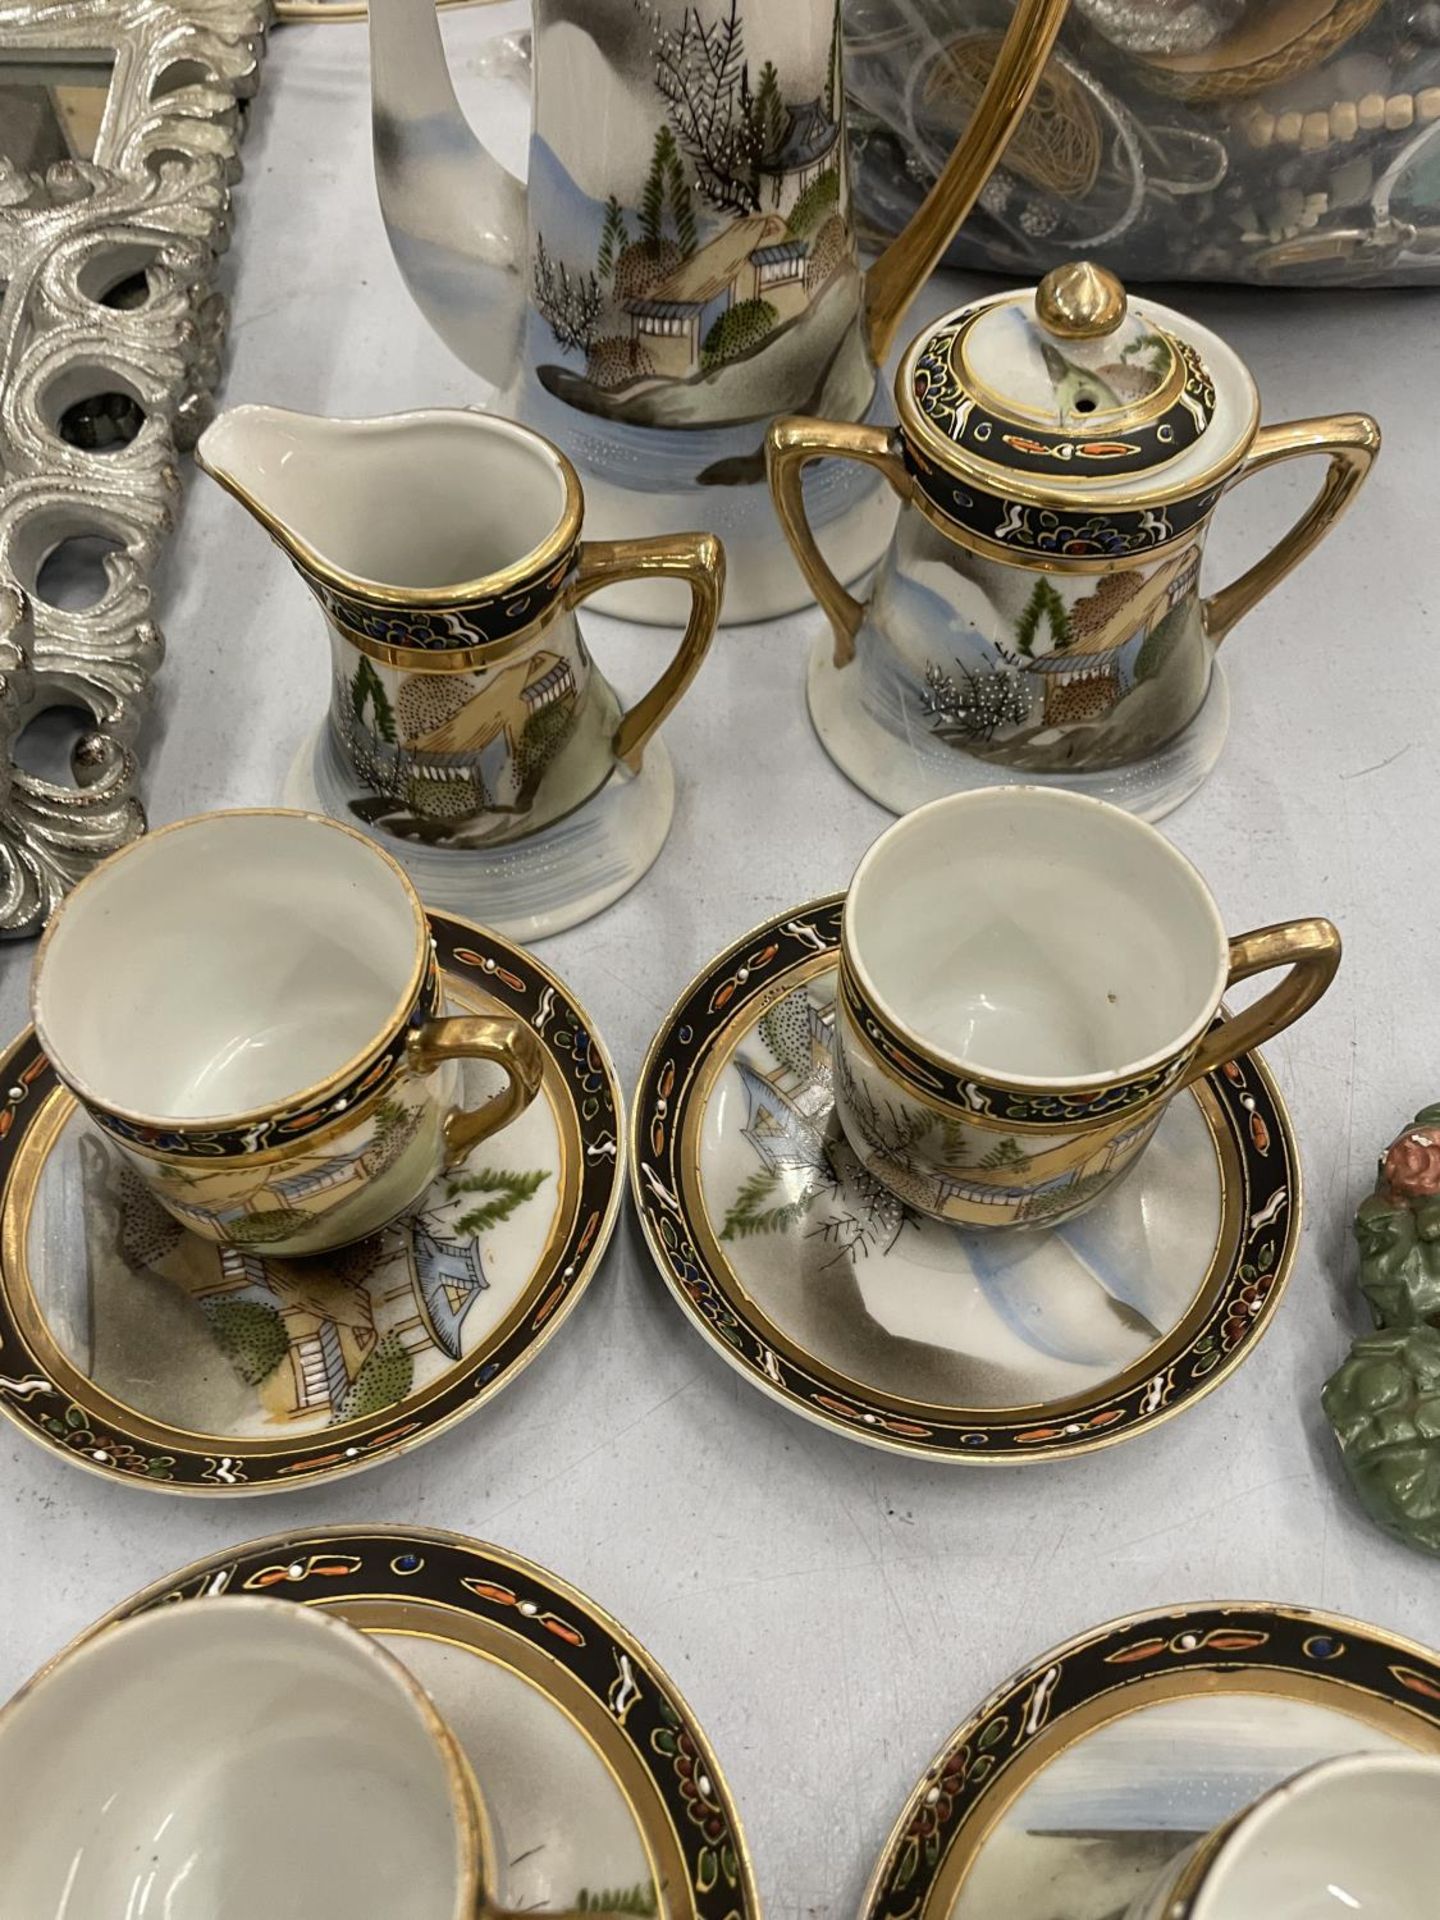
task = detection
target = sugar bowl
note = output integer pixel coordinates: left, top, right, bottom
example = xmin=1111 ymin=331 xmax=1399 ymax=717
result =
xmin=768 ymin=260 xmax=1379 ymax=820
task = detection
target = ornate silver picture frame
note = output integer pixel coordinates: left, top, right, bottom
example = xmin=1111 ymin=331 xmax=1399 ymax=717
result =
xmin=0 ymin=0 xmax=268 ymax=936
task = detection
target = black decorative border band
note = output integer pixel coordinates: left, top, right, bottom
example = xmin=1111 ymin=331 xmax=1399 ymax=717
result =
xmin=0 ymin=916 xmax=623 ymax=1491
xmin=865 ymin=1602 xmax=1440 ymax=1920
xmin=101 ymin=1527 xmax=756 ymax=1920
xmin=305 ymin=549 xmax=576 ymax=655
xmin=631 ymin=895 xmax=1297 ymax=1462
xmin=900 ymin=435 xmax=1226 ymax=559
xmin=838 ymin=960 xmax=1192 ymax=1128
xmin=86 ymin=956 xmax=444 ymax=1160
xmin=911 ymin=319 xmax=1217 ymax=482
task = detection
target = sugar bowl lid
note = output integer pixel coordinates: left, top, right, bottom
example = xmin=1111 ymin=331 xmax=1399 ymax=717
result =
xmin=898 ymin=262 xmax=1258 ymax=506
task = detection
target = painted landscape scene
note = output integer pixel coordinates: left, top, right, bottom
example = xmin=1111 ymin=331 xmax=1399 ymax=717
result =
xmin=527 ymin=0 xmax=868 ymax=430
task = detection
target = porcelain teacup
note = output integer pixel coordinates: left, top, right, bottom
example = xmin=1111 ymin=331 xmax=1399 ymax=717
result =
xmin=833 ymin=787 xmax=1340 ymax=1231
xmin=1126 ymin=1752 xmax=1440 ymax=1919
xmin=0 ymin=1595 xmax=625 ymax=1920
xmin=30 ymin=808 xmax=544 ymax=1256
xmin=0 ymin=1597 xmax=487 ymax=1919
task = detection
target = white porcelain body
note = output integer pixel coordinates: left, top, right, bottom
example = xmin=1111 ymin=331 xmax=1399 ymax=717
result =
xmin=369 ymin=0 xmax=889 ymax=623
xmin=197 ymin=408 xmax=641 ymax=842
xmin=30 ymin=811 xmax=467 ymax=1256
xmin=0 ymin=1597 xmax=480 ymax=1920
xmin=833 ymin=787 xmax=1232 ymax=1231
xmin=1127 ymin=1752 xmax=1440 ymax=1920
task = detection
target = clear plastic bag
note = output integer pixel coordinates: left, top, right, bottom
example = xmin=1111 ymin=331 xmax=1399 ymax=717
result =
xmin=846 ymin=0 xmax=1440 ymax=283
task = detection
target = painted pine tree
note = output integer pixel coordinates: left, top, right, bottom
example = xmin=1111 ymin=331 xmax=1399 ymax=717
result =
xmin=351 ymin=655 xmax=397 ymax=744
xmin=1013 ymin=578 xmax=1071 ymax=658
xmin=597 ymin=194 xmax=628 ymax=280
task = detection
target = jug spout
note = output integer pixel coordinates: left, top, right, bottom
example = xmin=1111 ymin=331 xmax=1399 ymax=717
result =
xmin=368 ymin=0 xmax=527 ymax=390
xmin=194 ymin=405 xmax=363 ymax=579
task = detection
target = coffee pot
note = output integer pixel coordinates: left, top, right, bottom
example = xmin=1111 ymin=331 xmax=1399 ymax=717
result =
xmin=768 ymin=260 xmax=1380 ymax=819
xmin=368 ymin=0 xmax=1068 ymax=622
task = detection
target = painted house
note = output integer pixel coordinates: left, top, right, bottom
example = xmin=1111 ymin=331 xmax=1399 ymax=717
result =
xmin=928 ymin=1115 xmax=1153 ymax=1223
xmin=191 ymin=1222 xmax=490 ymax=1423
xmin=1023 ymin=548 xmax=1193 ymax=727
xmin=625 ymin=213 xmax=812 ymax=379
xmin=758 ymin=99 xmax=840 ymax=211
xmin=735 ymin=998 xmax=834 ymax=1174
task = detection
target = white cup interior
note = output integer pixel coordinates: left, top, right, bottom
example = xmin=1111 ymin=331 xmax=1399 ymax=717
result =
xmin=846 ymin=789 xmax=1227 ymax=1084
xmin=198 ymin=407 xmax=571 ymax=591
xmin=32 ymin=812 xmax=426 ymax=1123
xmin=1193 ymin=1752 xmax=1440 ymax=1918
xmin=0 ymin=1597 xmax=474 ymax=1920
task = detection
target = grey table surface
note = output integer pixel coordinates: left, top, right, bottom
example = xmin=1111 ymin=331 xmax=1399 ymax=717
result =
xmin=2 ymin=8 xmax=1438 ymax=1914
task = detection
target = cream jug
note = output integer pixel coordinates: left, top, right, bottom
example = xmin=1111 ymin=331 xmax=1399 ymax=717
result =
xmin=367 ymin=0 xmax=1069 ymax=621
xmin=768 ymin=261 xmax=1380 ymax=820
xmin=197 ymin=406 xmax=723 ymax=852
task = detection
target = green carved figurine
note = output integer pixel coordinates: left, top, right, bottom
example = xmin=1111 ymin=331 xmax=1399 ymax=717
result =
xmin=1324 ymin=1105 xmax=1440 ymax=1555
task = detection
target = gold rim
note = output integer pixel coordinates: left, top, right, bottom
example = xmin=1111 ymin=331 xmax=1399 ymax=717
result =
xmin=896 ymin=320 xmax=1259 ymax=512
xmin=0 ymin=931 xmax=626 ymax=1493
xmin=860 ymin=1601 xmax=1440 ymax=1920
xmin=64 ymin=1523 xmax=762 ymax=1920
xmin=197 ymin=411 xmax=586 ymax=610
xmin=680 ymin=951 xmax=1238 ymax=1422
xmin=949 ymin=298 xmax=1187 ymax=432
xmin=905 ymin=481 xmax=1215 ymax=571
xmin=30 ymin=808 xmax=431 ymax=1137
xmin=629 ymin=895 xmax=1302 ymax=1465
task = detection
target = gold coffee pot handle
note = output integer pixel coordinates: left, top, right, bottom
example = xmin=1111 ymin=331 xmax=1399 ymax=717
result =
xmin=408 ymin=1014 xmax=546 ymax=1164
xmin=864 ymin=0 xmax=1071 ymax=360
xmin=1203 ymin=413 xmax=1380 ymax=645
xmin=1177 ymin=919 xmax=1341 ymax=1090
xmin=766 ymin=419 xmax=912 ymax=667
xmin=565 ymin=533 xmax=726 ymax=773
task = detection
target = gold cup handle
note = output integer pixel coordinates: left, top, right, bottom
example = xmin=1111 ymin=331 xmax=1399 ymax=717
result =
xmin=565 ymin=532 xmax=726 ymax=773
xmin=766 ymin=419 xmax=912 ymax=668
xmin=408 ymin=1014 xmax=546 ymax=1164
xmin=863 ymin=0 xmax=1071 ymax=360
xmin=1178 ymin=918 xmax=1341 ymax=1089
xmin=1203 ymin=414 xmax=1381 ymax=645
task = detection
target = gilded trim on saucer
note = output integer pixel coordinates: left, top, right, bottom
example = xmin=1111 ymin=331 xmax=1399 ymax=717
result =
xmin=0 ymin=914 xmax=624 ymax=1493
xmin=860 ymin=1602 xmax=1440 ymax=1920
xmin=630 ymin=895 xmax=1299 ymax=1463
xmin=73 ymin=1526 xmax=759 ymax=1920
xmin=836 ymin=964 xmax=1194 ymax=1130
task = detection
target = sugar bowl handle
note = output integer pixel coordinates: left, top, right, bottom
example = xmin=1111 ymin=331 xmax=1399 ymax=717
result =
xmin=565 ymin=532 xmax=726 ymax=773
xmin=1203 ymin=414 xmax=1380 ymax=645
xmin=1178 ymin=918 xmax=1341 ymax=1089
xmin=766 ymin=419 xmax=912 ymax=668
xmin=408 ymin=1014 xmax=545 ymax=1164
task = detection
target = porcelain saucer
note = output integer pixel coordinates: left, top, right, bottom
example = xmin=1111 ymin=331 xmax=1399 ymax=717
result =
xmin=286 ymin=721 xmax=676 ymax=943
xmin=0 ymin=912 xmax=622 ymax=1493
xmin=631 ymin=896 xmax=1299 ymax=1462
xmin=860 ymin=1601 xmax=1440 ymax=1920
xmin=808 ymin=630 xmax=1231 ymax=824
xmin=56 ymin=1526 xmax=757 ymax=1920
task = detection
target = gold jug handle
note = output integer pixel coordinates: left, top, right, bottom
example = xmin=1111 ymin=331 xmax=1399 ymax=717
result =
xmin=408 ymin=1014 xmax=546 ymax=1165
xmin=766 ymin=418 xmax=911 ymax=668
xmin=864 ymin=0 xmax=1071 ymax=361
xmin=1177 ymin=919 xmax=1341 ymax=1091
xmin=565 ymin=533 xmax=726 ymax=773
xmin=1203 ymin=413 xmax=1381 ymax=646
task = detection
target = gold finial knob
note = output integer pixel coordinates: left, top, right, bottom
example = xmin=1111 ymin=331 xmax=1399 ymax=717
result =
xmin=1035 ymin=261 xmax=1127 ymax=340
